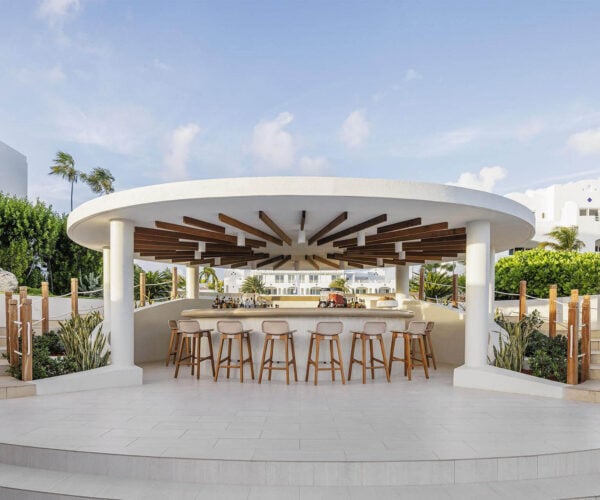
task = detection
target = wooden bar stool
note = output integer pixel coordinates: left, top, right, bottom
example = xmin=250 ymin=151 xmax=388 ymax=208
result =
xmin=412 ymin=321 xmax=437 ymax=369
xmin=165 ymin=320 xmax=180 ymax=366
xmin=174 ymin=320 xmax=215 ymax=379
xmin=214 ymin=320 xmax=255 ymax=383
xmin=389 ymin=320 xmax=429 ymax=381
xmin=258 ymin=320 xmax=298 ymax=384
xmin=304 ymin=321 xmax=346 ymax=386
xmin=348 ymin=321 xmax=390 ymax=383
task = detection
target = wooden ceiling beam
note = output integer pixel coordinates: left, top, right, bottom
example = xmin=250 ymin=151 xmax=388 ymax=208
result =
xmin=274 ymin=255 xmax=292 ymax=270
xmin=300 ymin=210 xmax=306 ymax=231
xmin=377 ymin=217 xmax=422 ymax=234
xmin=182 ymin=216 xmax=226 ymax=233
xmin=256 ymin=255 xmax=286 ymax=268
xmin=218 ymin=213 xmax=283 ymax=246
xmin=307 ymin=212 xmax=348 ymax=245
xmin=317 ymin=213 xmax=387 ymax=246
xmin=305 ymin=255 xmax=319 ymax=270
xmin=154 ymin=221 xmax=238 ymax=244
xmin=259 ymin=211 xmax=292 ymax=245
xmin=329 ymin=253 xmax=377 ymax=266
xmin=312 ymin=255 xmax=340 ymax=269
xmin=333 ymin=221 xmax=450 ymax=247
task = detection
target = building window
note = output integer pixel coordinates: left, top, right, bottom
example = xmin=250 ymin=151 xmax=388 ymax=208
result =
xmin=580 ymin=208 xmax=587 ymax=216
xmin=309 ymin=287 xmax=320 ymax=295
xmin=378 ymin=287 xmax=391 ymax=294
xmin=590 ymin=208 xmax=599 ymax=217
xmin=308 ymin=275 xmax=319 ymax=283
xmin=275 ymin=275 xmax=284 ymax=283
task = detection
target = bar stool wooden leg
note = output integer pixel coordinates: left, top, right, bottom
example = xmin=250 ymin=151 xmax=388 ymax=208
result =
xmin=195 ymin=336 xmax=201 ymax=380
xmin=214 ymin=337 xmax=225 ymax=381
xmin=305 ymin=334 xmax=314 ymax=382
xmin=418 ymin=336 xmax=430 ymax=379
xmin=348 ymin=333 xmax=356 ymax=381
xmin=378 ymin=334 xmax=391 ymax=382
xmin=335 ymin=336 xmax=346 ymax=384
xmin=238 ymin=336 xmax=244 ymax=383
xmin=404 ymin=334 xmax=412 ymax=381
xmin=208 ymin=334 xmax=216 ymax=377
xmin=246 ymin=333 xmax=255 ymax=380
xmin=329 ymin=339 xmax=335 ymax=381
xmin=226 ymin=339 xmax=232 ymax=379
xmin=268 ymin=336 xmax=274 ymax=381
xmin=258 ymin=336 xmax=268 ymax=384
xmin=369 ymin=338 xmax=375 ymax=379
xmin=389 ymin=333 xmax=397 ymax=376
xmin=284 ymin=334 xmax=290 ymax=385
xmin=361 ymin=334 xmax=367 ymax=384
xmin=426 ymin=332 xmax=437 ymax=369
xmin=313 ymin=337 xmax=320 ymax=386
xmin=290 ymin=335 xmax=298 ymax=381
xmin=191 ymin=337 xmax=196 ymax=376
xmin=174 ymin=333 xmax=186 ymax=378
xmin=166 ymin=328 xmax=177 ymax=366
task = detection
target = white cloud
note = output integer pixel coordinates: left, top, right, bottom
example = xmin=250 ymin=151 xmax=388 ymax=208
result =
xmin=340 ymin=109 xmax=370 ymax=149
xmin=13 ymin=64 xmax=66 ymax=84
xmin=163 ymin=123 xmax=201 ymax=180
xmin=567 ymin=128 xmax=600 ymax=155
xmin=251 ymin=112 xmax=295 ymax=169
xmin=152 ymin=58 xmax=170 ymax=71
xmin=298 ymin=156 xmax=331 ymax=175
xmin=419 ymin=127 xmax=480 ymax=157
xmin=36 ymin=0 xmax=80 ymax=26
xmin=447 ymin=166 xmax=507 ymax=192
xmin=46 ymin=64 xmax=66 ymax=83
xmin=515 ymin=118 xmax=545 ymax=141
xmin=404 ymin=68 xmax=422 ymax=82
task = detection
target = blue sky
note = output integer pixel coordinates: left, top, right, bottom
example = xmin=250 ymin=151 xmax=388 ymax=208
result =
xmin=2 ymin=0 xmax=600 ymax=213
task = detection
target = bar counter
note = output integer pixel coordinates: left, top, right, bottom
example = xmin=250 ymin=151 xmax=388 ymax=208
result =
xmin=179 ymin=308 xmax=414 ymax=378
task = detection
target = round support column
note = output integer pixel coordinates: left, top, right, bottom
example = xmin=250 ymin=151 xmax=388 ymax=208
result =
xmin=109 ymin=219 xmax=134 ymax=367
xmin=186 ymin=265 xmax=199 ymax=299
xmin=102 ymin=247 xmax=110 ymax=332
xmin=489 ymin=247 xmax=496 ymax=317
xmin=465 ymin=220 xmax=491 ymax=367
xmin=395 ymin=265 xmax=410 ymax=298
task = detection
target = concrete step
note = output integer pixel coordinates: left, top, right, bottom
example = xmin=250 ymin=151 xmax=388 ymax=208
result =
xmin=590 ymin=352 xmax=600 ymax=364
xmin=0 ymin=376 xmax=35 ymax=399
xmin=591 ymin=330 xmax=600 ymax=339
xmin=589 ymin=364 xmax=600 ymax=380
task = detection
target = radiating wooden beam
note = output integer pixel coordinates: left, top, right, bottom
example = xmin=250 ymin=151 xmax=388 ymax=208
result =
xmin=182 ymin=216 xmax=226 ymax=233
xmin=334 ymin=222 xmax=456 ymax=247
xmin=345 ymin=261 xmax=365 ymax=269
xmin=300 ymin=210 xmax=306 ymax=231
xmin=329 ymin=253 xmax=377 ymax=266
xmin=259 ymin=211 xmax=292 ymax=245
xmin=307 ymin=212 xmax=348 ymax=245
xmin=377 ymin=217 xmax=422 ymax=234
xmin=312 ymin=255 xmax=340 ymax=269
xmin=154 ymin=221 xmax=239 ymax=244
xmin=274 ymin=255 xmax=292 ymax=270
xmin=218 ymin=213 xmax=283 ymax=246
xmin=317 ymin=214 xmax=387 ymax=246
xmin=144 ymin=223 xmax=266 ymax=248
xmin=305 ymin=255 xmax=319 ymax=270
xmin=256 ymin=255 xmax=286 ymax=268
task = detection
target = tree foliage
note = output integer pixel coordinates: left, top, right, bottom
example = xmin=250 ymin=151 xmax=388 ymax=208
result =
xmin=409 ymin=263 xmax=463 ymax=300
xmin=0 ymin=193 xmax=102 ymax=295
xmin=329 ymin=277 xmax=350 ymax=292
xmin=199 ymin=266 xmax=223 ymax=292
xmin=495 ymin=249 xmax=600 ymax=298
xmin=538 ymin=225 xmax=585 ymax=252
xmin=240 ymin=275 xmax=266 ymax=294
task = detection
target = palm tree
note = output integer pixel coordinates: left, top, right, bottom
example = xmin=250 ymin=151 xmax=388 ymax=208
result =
xmin=199 ymin=266 xmax=223 ymax=292
xmin=538 ymin=226 xmax=585 ymax=252
xmin=329 ymin=277 xmax=351 ymax=293
xmin=240 ymin=275 xmax=266 ymax=294
xmin=409 ymin=263 xmax=457 ymax=301
xmin=49 ymin=151 xmax=79 ymax=211
xmin=81 ymin=167 xmax=115 ymax=194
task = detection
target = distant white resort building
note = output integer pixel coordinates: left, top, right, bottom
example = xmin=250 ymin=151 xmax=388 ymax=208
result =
xmin=506 ymin=178 xmax=600 ymax=253
xmin=223 ymin=268 xmax=397 ymax=295
xmin=0 ymin=140 xmax=28 ymax=198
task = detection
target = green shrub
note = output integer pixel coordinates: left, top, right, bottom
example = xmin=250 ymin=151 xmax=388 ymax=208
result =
xmin=495 ymin=249 xmax=600 ymax=299
xmin=57 ymin=311 xmax=110 ymax=371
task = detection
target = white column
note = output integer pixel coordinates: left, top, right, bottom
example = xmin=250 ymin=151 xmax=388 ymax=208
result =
xmin=110 ymin=219 xmax=134 ymax=367
xmin=395 ymin=265 xmax=410 ymax=297
xmin=489 ymin=247 xmax=496 ymax=317
xmin=102 ymin=247 xmax=110 ymax=332
xmin=465 ymin=220 xmax=491 ymax=367
xmin=186 ymin=265 xmax=199 ymax=299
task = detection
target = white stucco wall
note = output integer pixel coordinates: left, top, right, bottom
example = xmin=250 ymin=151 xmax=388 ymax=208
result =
xmin=0 ymin=141 xmax=27 ymax=199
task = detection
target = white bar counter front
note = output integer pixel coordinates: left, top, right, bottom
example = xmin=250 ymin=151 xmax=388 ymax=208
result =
xmin=180 ymin=307 xmax=414 ymax=377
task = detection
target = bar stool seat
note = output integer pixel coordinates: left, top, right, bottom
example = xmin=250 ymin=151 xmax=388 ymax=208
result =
xmin=214 ymin=320 xmax=255 ymax=383
xmin=348 ymin=321 xmax=390 ymax=383
xmin=389 ymin=320 xmax=429 ymax=381
xmin=174 ymin=320 xmax=215 ymax=379
xmin=258 ymin=320 xmax=298 ymax=384
xmin=305 ymin=321 xmax=346 ymax=385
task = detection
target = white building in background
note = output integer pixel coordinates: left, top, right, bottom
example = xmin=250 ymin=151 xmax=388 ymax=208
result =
xmin=223 ymin=268 xmax=397 ymax=295
xmin=0 ymin=141 xmax=28 ymax=198
xmin=505 ymin=178 xmax=600 ymax=253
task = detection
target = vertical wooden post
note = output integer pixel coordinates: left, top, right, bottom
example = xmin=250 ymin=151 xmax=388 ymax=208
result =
xmin=571 ymin=289 xmax=579 ymax=303
xmin=451 ymin=274 xmax=458 ymax=307
xmin=418 ymin=267 xmax=425 ymax=301
xmin=71 ymin=278 xmax=78 ymax=317
xmin=20 ymin=299 xmax=33 ymax=382
xmin=7 ymin=299 xmax=18 ymax=369
xmin=139 ymin=272 xmax=146 ymax=307
xmin=567 ymin=298 xmax=579 ymax=385
xmin=549 ymin=284 xmax=557 ymax=338
xmin=5 ymin=292 xmax=13 ymax=365
xmin=582 ymin=295 xmax=591 ymax=382
xmin=41 ymin=281 xmax=49 ymax=334
xmin=19 ymin=286 xmax=28 ymax=303
xmin=171 ymin=266 xmax=178 ymax=300
xmin=518 ymin=280 xmax=527 ymax=320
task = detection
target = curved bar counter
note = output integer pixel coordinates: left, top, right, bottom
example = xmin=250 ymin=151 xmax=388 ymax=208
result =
xmin=180 ymin=308 xmax=414 ymax=377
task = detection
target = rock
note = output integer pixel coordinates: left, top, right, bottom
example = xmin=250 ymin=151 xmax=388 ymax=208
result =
xmin=0 ymin=268 xmax=18 ymax=292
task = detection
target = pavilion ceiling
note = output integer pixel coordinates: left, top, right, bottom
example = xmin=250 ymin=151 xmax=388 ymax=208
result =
xmin=133 ymin=211 xmax=466 ymax=270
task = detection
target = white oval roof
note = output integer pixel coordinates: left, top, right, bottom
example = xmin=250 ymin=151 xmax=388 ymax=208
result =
xmin=67 ymin=177 xmax=534 ymax=269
